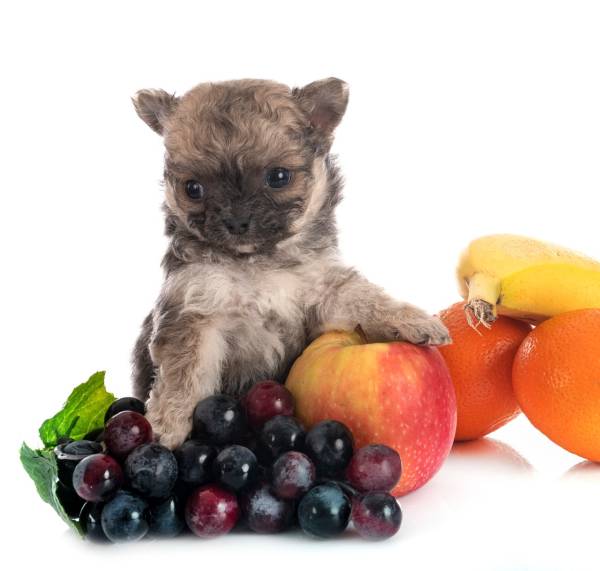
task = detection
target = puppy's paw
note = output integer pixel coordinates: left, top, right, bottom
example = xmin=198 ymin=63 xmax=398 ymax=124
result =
xmin=389 ymin=314 xmax=451 ymax=346
xmin=145 ymin=406 xmax=191 ymax=450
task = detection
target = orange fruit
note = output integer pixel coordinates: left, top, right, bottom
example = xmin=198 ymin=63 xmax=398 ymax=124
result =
xmin=513 ymin=309 xmax=600 ymax=461
xmin=438 ymin=302 xmax=531 ymax=441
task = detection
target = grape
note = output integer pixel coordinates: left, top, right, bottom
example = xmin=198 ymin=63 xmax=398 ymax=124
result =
xmin=297 ymin=483 xmax=351 ymax=538
xmin=259 ymin=415 xmax=305 ymax=460
xmin=271 ymin=451 xmax=315 ymax=500
xmin=185 ymin=484 xmax=240 ymax=537
xmin=79 ymin=502 xmax=107 ymax=542
xmin=148 ymin=496 xmax=185 ymax=538
xmin=72 ymin=453 xmax=123 ymax=502
xmin=104 ymin=397 xmax=146 ymax=423
xmin=305 ymin=420 xmax=354 ymax=476
xmin=56 ymin=481 xmax=85 ymax=518
xmin=243 ymin=381 xmax=295 ymax=428
xmin=62 ymin=440 xmax=103 ymax=456
xmin=101 ymin=491 xmax=149 ymax=542
xmin=241 ymin=483 xmax=294 ymax=533
xmin=213 ymin=445 xmax=258 ymax=492
xmin=54 ymin=439 xmax=103 ymax=487
xmin=346 ymin=444 xmax=402 ymax=492
xmin=351 ymin=492 xmax=402 ymax=540
xmin=174 ymin=440 xmax=217 ymax=486
xmin=104 ymin=411 xmax=153 ymax=459
xmin=192 ymin=395 xmax=248 ymax=445
xmin=327 ymin=479 xmax=359 ymax=499
xmin=124 ymin=443 xmax=178 ymax=498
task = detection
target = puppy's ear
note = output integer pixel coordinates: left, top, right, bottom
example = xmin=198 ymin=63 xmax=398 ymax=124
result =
xmin=132 ymin=89 xmax=179 ymax=135
xmin=294 ymin=78 xmax=349 ymax=138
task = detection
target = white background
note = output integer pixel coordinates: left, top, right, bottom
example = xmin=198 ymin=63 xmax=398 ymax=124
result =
xmin=2 ymin=1 xmax=599 ymax=569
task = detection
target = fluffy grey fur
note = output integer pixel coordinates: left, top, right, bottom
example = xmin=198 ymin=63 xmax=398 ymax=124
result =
xmin=131 ymin=78 xmax=450 ymax=448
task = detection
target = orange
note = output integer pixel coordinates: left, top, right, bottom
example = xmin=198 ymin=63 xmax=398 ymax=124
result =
xmin=438 ymin=302 xmax=531 ymax=441
xmin=513 ymin=309 xmax=600 ymax=461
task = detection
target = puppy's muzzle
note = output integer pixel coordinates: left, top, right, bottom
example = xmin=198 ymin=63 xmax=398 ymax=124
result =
xmin=222 ymin=215 xmax=250 ymax=236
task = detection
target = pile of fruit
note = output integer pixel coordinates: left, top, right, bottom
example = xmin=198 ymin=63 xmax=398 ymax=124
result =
xmin=21 ymin=233 xmax=600 ymax=545
xmin=439 ymin=234 xmax=600 ymax=461
xmin=22 ymin=376 xmax=402 ymax=543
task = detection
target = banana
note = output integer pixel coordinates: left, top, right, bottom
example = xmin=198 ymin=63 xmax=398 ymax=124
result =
xmin=457 ymin=234 xmax=600 ymax=328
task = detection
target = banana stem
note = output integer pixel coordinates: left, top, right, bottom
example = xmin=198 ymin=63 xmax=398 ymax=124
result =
xmin=464 ymin=273 xmax=500 ymax=331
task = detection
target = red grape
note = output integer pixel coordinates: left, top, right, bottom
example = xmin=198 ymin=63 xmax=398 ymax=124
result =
xmin=243 ymin=381 xmax=295 ymax=429
xmin=346 ymin=444 xmax=401 ymax=492
xmin=351 ymin=492 xmax=402 ymax=540
xmin=104 ymin=411 xmax=153 ymax=459
xmin=272 ymin=451 xmax=315 ymax=500
xmin=72 ymin=453 xmax=123 ymax=502
xmin=185 ymin=484 xmax=240 ymax=537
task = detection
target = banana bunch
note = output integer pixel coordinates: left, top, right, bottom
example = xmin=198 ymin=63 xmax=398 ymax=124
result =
xmin=457 ymin=234 xmax=600 ymax=328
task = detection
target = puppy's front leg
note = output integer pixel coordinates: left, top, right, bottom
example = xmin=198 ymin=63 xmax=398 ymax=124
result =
xmin=146 ymin=309 xmax=226 ymax=449
xmin=310 ymin=266 xmax=451 ymax=346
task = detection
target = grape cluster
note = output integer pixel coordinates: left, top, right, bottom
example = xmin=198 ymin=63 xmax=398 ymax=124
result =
xmin=56 ymin=381 xmax=402 ymax=543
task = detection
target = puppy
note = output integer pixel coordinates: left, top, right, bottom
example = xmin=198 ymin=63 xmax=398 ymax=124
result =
xmin=131 ymin=78 xmax=450 ymax=449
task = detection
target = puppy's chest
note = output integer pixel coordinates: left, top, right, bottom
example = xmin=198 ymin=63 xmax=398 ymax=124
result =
xmin=231 ymin=269 xmax=306 ymax=326
xmin=185 ymin=264 xmax=307 ymax=328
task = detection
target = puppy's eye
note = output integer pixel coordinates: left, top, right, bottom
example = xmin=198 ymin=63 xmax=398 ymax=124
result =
xmin=265 ymin=167 xmax=292 ymax=189
xmin=185 ymin=180 xmax=204 ymax=199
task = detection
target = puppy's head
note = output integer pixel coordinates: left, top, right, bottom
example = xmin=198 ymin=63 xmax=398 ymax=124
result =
xmin=133 ymin=78 xmax=348 ymax=255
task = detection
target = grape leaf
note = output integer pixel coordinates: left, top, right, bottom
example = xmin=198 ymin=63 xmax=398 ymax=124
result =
xmin=19 ymin=442 xmax=83 ymax=536
xmin=39 ymin=371 xmax=115 ymax=447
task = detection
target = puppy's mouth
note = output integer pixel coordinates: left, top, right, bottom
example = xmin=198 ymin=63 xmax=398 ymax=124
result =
xmin=188 ymin=215 xmax=289 ymax=255
xmin=233 ymin=243 xmax=258 ymax=254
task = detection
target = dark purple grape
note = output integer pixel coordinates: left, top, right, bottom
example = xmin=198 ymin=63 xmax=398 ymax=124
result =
xmin=243 ymin=381 xmax=295 ymax=429
xmin=305 ymin=420 xmax=354 ymax=477
xmin=101 ymin=491 xmax=149 ymax=542
xmin=192 ymin=395 xmax=248 ymax=445
xmin=297 ymin=483 xmax=351 ymax=538
xmin=326 ymin=479 xmax=359 ymax=499
xmin=241 ymin=483 xmax=294 ymax=533
xmin=185 ymin=484 xmax=240 ymax=537
xmin=351 ymin=492 xmax=402 ymax=540
xmin=259 ymin=415 xmax=305 ymax=460
xmin=56 ymin=481 xmax=85 ymax=518
xmin=124 ymin=443 xmax=178 ymax=498
xmin=213 ymin=445 xmax=258 ymax=492
xmin=104 ymin=397 xmax=146 ymax=423
xmin=271 ymin=451 xmax=315 ymax=500
xmin=62 ymin=440 xmax=103 ymax=456
xmin=55 ymin=439 xmax=103 ymax=487
xmin=148 ymin=496 xmax=185 ymax=538
xmin=104 ymin=411 xmax=153 ymax=459
xmin=346 ymin=444 xmax=402 ymax=492
xmin=174 ymin=440 xmax=216 ymax=486
xmin=79 ymin=502 xmax=108 ymax=542
xmin=72 ymin=453 xmax=123 ymax=502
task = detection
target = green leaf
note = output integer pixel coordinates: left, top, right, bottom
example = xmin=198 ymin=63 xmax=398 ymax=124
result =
xmin=19 ymin=442 xmax=83 ymax=536
xmin=39 ymin=371 xmax=116 ymax=447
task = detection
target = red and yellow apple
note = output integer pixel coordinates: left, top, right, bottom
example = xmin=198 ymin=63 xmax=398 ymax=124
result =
xmin=285 ymin=330 xmax=457 ymax=496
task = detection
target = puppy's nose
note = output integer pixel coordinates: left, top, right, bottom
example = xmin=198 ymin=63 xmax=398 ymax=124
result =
xmin=222 ymin=215 xmax=250 ymax=235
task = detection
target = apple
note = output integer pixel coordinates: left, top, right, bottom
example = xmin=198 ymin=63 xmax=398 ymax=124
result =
xmin=285 ymin=330 xmax=457 ymax=496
